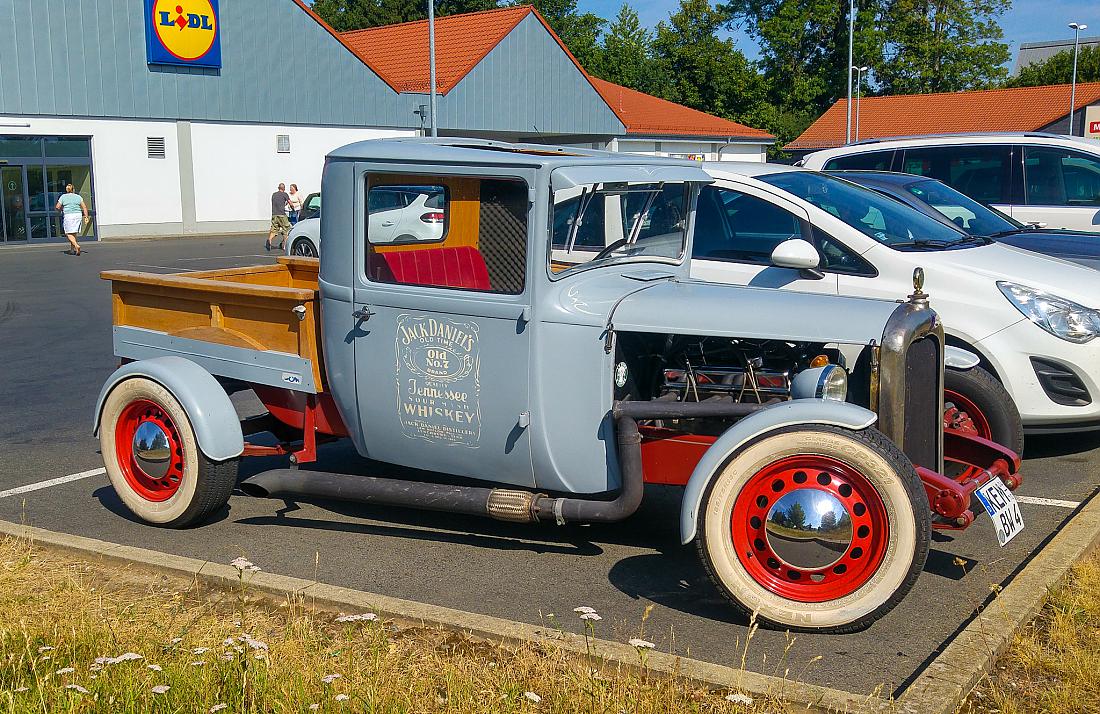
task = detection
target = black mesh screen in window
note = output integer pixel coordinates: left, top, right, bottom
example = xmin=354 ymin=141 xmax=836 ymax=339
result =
xmin=478 ymin=180 xmax=528 ymax=295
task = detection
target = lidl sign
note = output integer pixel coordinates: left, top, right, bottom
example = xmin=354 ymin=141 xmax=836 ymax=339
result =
xmin=144 ymin=0 xmax=222 ymax=69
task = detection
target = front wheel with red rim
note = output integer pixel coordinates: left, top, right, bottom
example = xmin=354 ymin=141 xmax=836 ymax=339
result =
xmin=697 ymin=425 xmax=930 ymax=633
xmin=943 ymin=366 xmax=1024 ymax=480
xmin=100 ymin=377 xmax=238 ymax=528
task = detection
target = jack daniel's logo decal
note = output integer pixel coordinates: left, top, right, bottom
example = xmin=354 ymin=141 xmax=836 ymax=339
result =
xmin=395 ymin=314 xmax=481 ymax=447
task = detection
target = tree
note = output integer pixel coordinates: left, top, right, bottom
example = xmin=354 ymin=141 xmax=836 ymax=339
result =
xmin=819 ymin=509 xmax=837 ymax=531
xmin=875 ymin=0 xmax=1011 ymax=95
xmin=1011 ymin=45 xmax=1100 ymax=87
xmin=312 ymin=0 xmax=501 ymax=31
xmin=785 ymin=501 xmax=807 ymax=530
xmin=596 ymin=4 xmax=657 ymax=92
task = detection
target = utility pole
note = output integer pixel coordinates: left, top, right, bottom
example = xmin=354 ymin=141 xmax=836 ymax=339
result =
xmin=428 ymin=0 xmax=438 ymax=137
xmin=853 ymin=66 xmax=869 ymax=141
xmin=845 ymin=0 xmax=855 ymax=144
xmin=1069 ymin=22 xmax=1088 ymax=136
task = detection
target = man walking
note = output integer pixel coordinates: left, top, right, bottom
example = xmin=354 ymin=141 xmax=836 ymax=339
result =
xmin=267 ymin=183 xmax=291 ymax=251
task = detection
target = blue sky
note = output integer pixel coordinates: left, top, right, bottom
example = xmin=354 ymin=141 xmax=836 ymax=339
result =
xmin=575 ymin=0 xmax=1098 ymax=65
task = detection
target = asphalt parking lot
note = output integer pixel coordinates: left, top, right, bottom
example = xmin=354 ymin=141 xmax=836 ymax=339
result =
xmin=2 ymin=235 xmax=1098 ymax=697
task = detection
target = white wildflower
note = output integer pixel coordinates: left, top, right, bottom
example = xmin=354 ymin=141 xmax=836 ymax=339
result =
xmin=146 ymin=664 xmax=162 ymax=672
xmin=113 ymin=652 xmax=143 ymax=663
xmin=221 ymin=653 xmax=235 ymax=661
xmin=309 ymin=705 xmax=320 ymax=711
xmin=191 ymin=647 xmax=210 ymax=655
xmin=222 ymin=637 xmax=236 ymax=646
xmin=335 ymin=613 xmax=379 ymax=623
xmin=151 ymin=685 xmax=171 ymax=695
xmin=14 ymin=687 xmax=29 ymax=693
xmin=55 ymin=667 xmax=75 ymax=675
xmin=334 ymin=694 xmax=349 ymax=702
xmin=37 ymin=646 xmax=54 ymax=653
xmin=230 ymin=557 xmax=254 ymax=571
xmin=628 ymin=638 xmax=655 ymax=649
xmin=232 ymin=646 xmax=244 ymax=653
xmin=89 ymin=663 xmax=103 ymax=672
xmin=65 ymin=684 xmax=89 ymax=694
xmin=579 ymin=612 xmax=602 ymax=621
xmin=210 ymin=705 xmax=228 ymax=713
xmin=89 ymin=675 xmax=98 ymax=680
xmin=253 ymin=651 xmax=266 ymax=660
xmin=725 ymin=692 xmax=754 ymax=706
xmin=572 ymin=606 xmax=596 ymax=614
xmin=321 ymin=673 xmax=342 ymax=684
xmin=170 ymin=637 xmax=183 ymax=645
xmin=243 ymin=637 xmax=267 ymax=651
xmin=190 ymin=661 xmax=205 ymax=667
xmin=524 ymin=691 xmax=542 ymax=703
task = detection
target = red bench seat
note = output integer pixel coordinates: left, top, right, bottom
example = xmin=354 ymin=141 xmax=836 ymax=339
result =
xmin=371 ymin=245 xmax=491 ymax=291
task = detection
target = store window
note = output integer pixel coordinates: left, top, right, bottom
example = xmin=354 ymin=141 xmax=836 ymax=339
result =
xmin=0 ymin=135 xmax=95 ymax=243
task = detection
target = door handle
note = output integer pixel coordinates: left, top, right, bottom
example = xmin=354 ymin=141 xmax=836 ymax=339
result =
xmin=381 ymin=220 xmax=395 ymax=227
xmin=352 ymin=307 xmax=375 ymax=322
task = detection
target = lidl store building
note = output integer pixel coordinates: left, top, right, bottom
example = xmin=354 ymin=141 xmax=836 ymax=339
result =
xmin=0 ymin=0 xmax=771 ymax=244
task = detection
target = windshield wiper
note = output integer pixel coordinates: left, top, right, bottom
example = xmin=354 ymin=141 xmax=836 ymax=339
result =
xmin=888 ymin=239 xmax=952 ymax=249
xmin=986 ymin=229 xmax=1027 ymax=238
xmin=944 ymin=234 xmax=990 ymax=246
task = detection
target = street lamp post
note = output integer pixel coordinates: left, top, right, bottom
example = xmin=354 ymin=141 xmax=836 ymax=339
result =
xmin=1069 ymin=22 xmax=1088 ymax=136
xmin=852 ymin=65 xmax=869 ymax=141
xmin=845 ymin=0 xmax=856 ymax=144
xmin=428 ymin=0 xmax=438 ymax=137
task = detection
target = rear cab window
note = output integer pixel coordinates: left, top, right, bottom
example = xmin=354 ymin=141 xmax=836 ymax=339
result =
xmin=365 ymin=175 xmax=528 ymax=295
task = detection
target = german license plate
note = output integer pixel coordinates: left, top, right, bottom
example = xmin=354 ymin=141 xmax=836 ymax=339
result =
xmin=974 ymin=478 xmax=1024 ymax=546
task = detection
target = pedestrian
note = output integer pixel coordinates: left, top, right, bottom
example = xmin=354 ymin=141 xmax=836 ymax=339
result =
xmin=268 ymin=183 xmax=291 ymax=251
xmin=56 ymin=183 xmax=89 ymax=256
xmin=288 ymin=183 xmax=303 ymax=226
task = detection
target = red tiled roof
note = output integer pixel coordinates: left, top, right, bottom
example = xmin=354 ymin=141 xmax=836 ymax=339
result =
xmin=340 ymin=6 xmax=532 ymax=94
xmin=588 ymin=76 xmax=772 ymax=139
xmin=788 ymin=82 xmax=1100 ymax=150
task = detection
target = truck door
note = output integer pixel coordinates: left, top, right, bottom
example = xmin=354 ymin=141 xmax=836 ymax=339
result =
xmin=349 ymin=169 xmax=535 ymax=487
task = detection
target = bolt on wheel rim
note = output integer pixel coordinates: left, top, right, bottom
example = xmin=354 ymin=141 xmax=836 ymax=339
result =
xmin=732 ymin=455 xmax=890 ymax=603
xmin=115 ymin=399 xmax=185 ymax=502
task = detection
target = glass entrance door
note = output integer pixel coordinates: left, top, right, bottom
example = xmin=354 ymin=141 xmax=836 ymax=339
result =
xmin=0 ymin=165 xmax=29 ymax=242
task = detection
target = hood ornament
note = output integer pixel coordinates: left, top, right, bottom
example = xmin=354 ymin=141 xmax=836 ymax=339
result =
xmin=908 ymin=267 xmax=929 ymax=305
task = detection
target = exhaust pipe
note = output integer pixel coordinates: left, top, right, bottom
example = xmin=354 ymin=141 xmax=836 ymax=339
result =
xmin=239 ymin=416 xmax=645 ymax=525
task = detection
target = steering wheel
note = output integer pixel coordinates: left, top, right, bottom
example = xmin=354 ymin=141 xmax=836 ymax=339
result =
xmin=593 ymin=237 xmax=631 ymax=261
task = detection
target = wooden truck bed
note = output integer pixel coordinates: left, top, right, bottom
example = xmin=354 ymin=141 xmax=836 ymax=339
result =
xmin=102 ymin=256 xmax=326 ymax=393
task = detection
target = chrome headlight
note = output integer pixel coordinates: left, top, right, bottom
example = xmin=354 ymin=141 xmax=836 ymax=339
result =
xmin=998 ymin=282 xmax=1100 ymax=344
xmin=791 ymin=365 xmax=848 ymax=402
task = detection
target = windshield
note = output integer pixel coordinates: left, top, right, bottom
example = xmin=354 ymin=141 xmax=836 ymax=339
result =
xmin=901 ymin=179 xmax=1022 ymax=236
xmin=550 ymin=182 xmax=689 ymax=274
xmin=759 ymin=171 xmax=970 ymax=249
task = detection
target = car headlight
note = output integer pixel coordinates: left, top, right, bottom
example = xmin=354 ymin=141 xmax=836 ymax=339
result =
xmin=791 ymin=365 xmax=848 ymax=402
xmin=998 ymin=282 xmax=1100 ymax=344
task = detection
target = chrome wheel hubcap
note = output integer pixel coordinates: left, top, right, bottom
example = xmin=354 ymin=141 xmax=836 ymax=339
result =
xmin=765 ymin=490 xmax=853 ymax=570
xmin=132 ymin=421 xmax=172 ymax=479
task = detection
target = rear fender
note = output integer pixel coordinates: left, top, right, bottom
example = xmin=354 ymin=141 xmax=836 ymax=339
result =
xmin=679 ymin=400 xmax=877 ymax=544
xmin=93 ymin=356 xmax=244 ymax=462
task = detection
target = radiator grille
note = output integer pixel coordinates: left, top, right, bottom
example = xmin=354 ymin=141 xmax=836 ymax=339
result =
xmin=903 ymin=337 xmax=940 ymax=470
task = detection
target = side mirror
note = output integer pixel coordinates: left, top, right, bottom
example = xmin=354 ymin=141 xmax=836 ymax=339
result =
xmin=770 ymin=238 xmax=821 ymax=270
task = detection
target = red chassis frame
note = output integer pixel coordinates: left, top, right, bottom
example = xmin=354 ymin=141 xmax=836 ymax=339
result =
xmin=242 ymin=385 xmax=1021 ymax=532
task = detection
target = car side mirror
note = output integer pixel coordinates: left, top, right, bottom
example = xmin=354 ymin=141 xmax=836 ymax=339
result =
xmin=770 ymin=238 xmax=820 ymax=270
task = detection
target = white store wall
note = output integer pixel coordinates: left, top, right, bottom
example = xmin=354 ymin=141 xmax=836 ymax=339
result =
xmin=609 ymin=137 xmax=768 ymax=163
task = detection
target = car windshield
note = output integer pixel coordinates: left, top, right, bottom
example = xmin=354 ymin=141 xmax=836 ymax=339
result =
xmin=550 ymin=182 xmax=689 ymax=274
xmin=759 ymin=171 xmax=971 ymax=249
xmin=901 ymin=179 xmax=1022 ymax=236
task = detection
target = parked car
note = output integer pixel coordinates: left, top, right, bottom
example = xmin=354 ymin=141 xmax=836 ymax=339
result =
xmin=799 ymin=133 xmax=1100 ymax=231
xmin=299 ymin=191 xmax=321 ymax=222
xmin=286 ymin=217 xmax=320 ymax=257
xmin=831 ymin=170 xmax=1100 ymax=270
xmin=695 ymin=162 xmax=1100 ymax=437
xmin=95 ymin=139 xmax=1019 ymax=633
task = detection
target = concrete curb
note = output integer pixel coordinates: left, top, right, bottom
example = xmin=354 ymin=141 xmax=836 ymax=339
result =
xmin=894 ymin=489 xmax=1100 ymax=713
xmin=0 ymin=519 xmax=886 ymax=714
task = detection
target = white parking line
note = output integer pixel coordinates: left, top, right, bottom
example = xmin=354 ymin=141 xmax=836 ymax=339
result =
xmin=1016 ymin=495 xmax=1081 ymax=509
xmin=0 ymin=468 xmax=107 ymax=499
xmin=174 ymin=254 xmax=271 ymax=261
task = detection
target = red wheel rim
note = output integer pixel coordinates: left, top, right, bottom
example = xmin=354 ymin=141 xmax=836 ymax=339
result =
xmin=943 ymin=389 xmax=990 ymax=439
xmin=114 ymin=399 xmax=185 ymax=502
xmin=731 ymin=455 xmax=890 ymax=603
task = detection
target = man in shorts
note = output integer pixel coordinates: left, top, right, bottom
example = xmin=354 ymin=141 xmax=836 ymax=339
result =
xmin=268 ymin=183 xmax=291 ymax=251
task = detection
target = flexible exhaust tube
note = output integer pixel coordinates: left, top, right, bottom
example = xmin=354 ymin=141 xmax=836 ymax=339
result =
xmin=239 ymin=416 xmax=646 ymax=525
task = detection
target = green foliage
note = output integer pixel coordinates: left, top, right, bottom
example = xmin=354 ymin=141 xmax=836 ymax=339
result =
xmin=1011 ymin=45 xmax=1100 ymax=87
xmin=597 ymin=5 xmax=657 ymax=93
xmin=875 ymin=0 xmax=1011 ymax=94
xmin=819 ymin=509 xmax=837 ymax=531
xmin=517 ymin=0 xmax=608 ymax=70
xmin=786 ymin=501 xmax=807 ymax=530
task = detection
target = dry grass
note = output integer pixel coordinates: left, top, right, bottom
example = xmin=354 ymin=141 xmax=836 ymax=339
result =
xmin=962 ymin=554 xmax=1100 ymax=714
xmin=0 ymin=536 xmax=794 ymax=713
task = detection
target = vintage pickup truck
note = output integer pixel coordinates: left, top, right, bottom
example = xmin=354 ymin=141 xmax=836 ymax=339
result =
xmin=95 ymin=139 xmax=1020 ymax=633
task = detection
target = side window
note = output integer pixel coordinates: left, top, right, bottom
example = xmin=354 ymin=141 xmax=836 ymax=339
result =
xmin=812 ymin=226 xmax=875 ymax=276
xmin=693 ymin=186 xmax=802 ymax=264
xmin=901 ymin=146 xmax=1012 ymax=204
xmin=1024 ymin=147 xmax=1100 ymax=207
xmin=823 ymin=150 xmax=895 ymax=171
xmin=366 ymin=175 xmax=527 ymax=295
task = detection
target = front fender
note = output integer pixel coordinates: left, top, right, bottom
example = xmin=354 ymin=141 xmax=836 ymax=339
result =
xmin=945 ymin=345 xmax=980 ymax=370
xmin=93 ymin=356 xmax=244 ymax=462
xmin=679 ymin=400 xmax=877 ymax=544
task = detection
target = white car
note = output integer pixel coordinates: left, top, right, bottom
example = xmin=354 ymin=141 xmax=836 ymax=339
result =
xmin=798 ymin=133 xmax=1100 ymax=232
xmin=695 ymin=162 xmax=1100 ymax=438
xmin=286 ymin=185 xmax=446 ymax=258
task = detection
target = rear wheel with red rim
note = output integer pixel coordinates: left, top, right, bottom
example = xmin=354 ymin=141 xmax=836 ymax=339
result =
xmin=697 ymin=425 xmax=930 ymax=633
xmin=100 ymin=377 xmax=238 ymax=528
